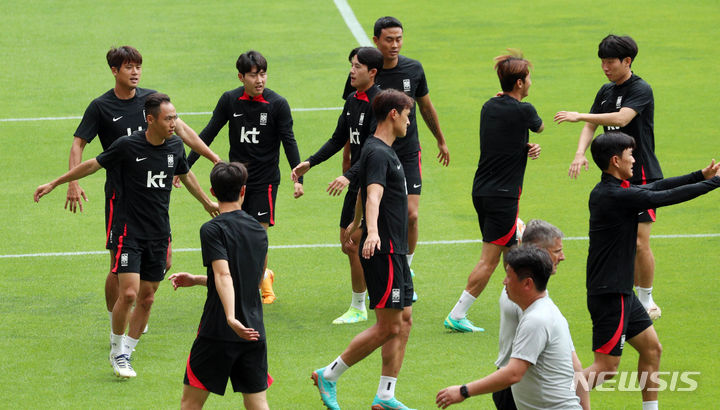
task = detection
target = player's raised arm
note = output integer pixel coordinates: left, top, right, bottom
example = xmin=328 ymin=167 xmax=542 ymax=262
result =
xmin=176 ymin=118 xmax=221 ymax=164
xmin=65 ymin=137 xmax=89 ymax=213
xmin=35 ymin=158 xmax=103 ymax=203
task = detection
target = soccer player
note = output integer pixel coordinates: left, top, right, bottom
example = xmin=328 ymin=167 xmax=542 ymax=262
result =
xmin=35 ymin=93 xmax=219 ymax=378
xmin=167 ymin=162 xmax=270 ymax=410
xmin=335 ymin=16 xmax=450 ymax=286
xmin=580 ymin=132 xmax=720 ymax=410
xmin=444 ymin=51 xmax=543 ymax=333
xmin=311 ymin=89 xmax=415 ymax=410
xmin=493 ymin=220 xmax=589 ymax=410
xmin=554 ymin=35 xmax=663 ymax=319
xmin=291 ymin=46 xmax=383 ymax=324
xmin=436 ymin=245 xmax=581 ymax=409
xmin=65 ymin=46 xmax=219 ymax=334
xmin=187 ymin=50 xmax=304 ymax=304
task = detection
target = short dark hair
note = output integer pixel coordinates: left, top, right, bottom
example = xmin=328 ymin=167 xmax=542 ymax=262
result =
xmin=210 ymin=162 xmax=248 ymax=202
xmin=373 ymin=16 xmax=403 ymax=37
xmin=349 ymin=47 xmax=383 ymax=73
xmin=522 ymin=220 xmax=563 ymax=249
xmin=494 ymin=50 xmax=532 ymax=92
xmin=506 ymin=245 xmax=553 ymax=292
xmin=590 ymin=132 xmax=636 ymax=171
xmin=236 ymin=50 xmax=268 ymax=74
xmin=144 ymin=92 xmax=171 ymax=118
xmin=598 ymin=35 xmax=638 ymax=65
xmin=106 ymin=46 xmax=142 ymax=69
xmin=372 ymin=89 xmax=414 ymax=122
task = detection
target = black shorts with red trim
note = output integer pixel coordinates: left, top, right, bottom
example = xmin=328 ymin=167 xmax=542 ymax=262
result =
xmin=399 ymin=150 xmax=422 ymax=195
xmin=638 ymin=208 xmax=657 ymax=223
xmin=588 ymin=292 xmax=653 ymax=356
xmin=361 ymin=252 xmax=413 ymax=310
xmin=112 ymin=236 xmax=169 ymax=282
xmin=105 ymin=194 xmax=118 ymax=250
xmin=339 ymin=188 xmax=359 ymax=228
xmin=472 ymin=196 xmax=519 ymax=247
xmin=184 ymin=336 xmax=269 ymax=395
xmin=242 ymin=184 xmax=278 ymax=226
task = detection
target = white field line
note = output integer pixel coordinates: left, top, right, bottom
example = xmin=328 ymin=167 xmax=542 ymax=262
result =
xmin=333 ymin=0 xmax=373 ymax=46
xmin=2 ymin=234 xmax=719 ymax=259
xmin=0 ymin=107 xmax=342 ymax=123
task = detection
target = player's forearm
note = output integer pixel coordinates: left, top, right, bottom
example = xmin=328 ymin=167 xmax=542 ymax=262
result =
xmin=465 ymin=366 xmax=523 ymax=397
xmin=577 ymin=111 xmax=632 ymax=128
xmin=54 ymin=159 xmax=102 ymax=187
xmin=69 ymin=138 xmax=86 ymax=170
xmin=179 ymin=171 xmax=213 ymax=208
xmin=575 ymin=123 xmax=597 ymax=155
xmin=418 ymin=98 xmax=446 ymax=144
xmin=176 ymin=120 xmax=219 ymax=163
xmin=364 ymin=188 xmax=383 ymax=235
xmin=214 ymin=269 xmax=237 ymax=322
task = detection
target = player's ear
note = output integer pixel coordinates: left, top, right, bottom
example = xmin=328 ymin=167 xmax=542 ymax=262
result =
xmin=238 ymin=73 xmax=244 ymax=82
xmin=372 ymin=36 xmax=379 ymax=46
xmin=240 ymin=185 xmax=246 ymax=199
xmin=210 ymin=187 xmax=217 ymax=199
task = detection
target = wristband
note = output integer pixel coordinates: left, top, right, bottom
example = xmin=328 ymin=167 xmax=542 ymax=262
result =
xmin=460 ymin=384 xmax=470 ymax=398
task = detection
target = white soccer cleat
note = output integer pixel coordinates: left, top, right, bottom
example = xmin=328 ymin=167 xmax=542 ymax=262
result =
xmin=110 ymin=353 xmax=136 ymax=378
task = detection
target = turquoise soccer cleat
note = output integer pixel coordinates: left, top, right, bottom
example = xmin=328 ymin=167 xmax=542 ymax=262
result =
xmin=311 ymin=368 xmax=340 ymax=409
xmin=371 ymin=395 xmax=415 ymax=409
xmin=443 ymin=314 xmax=485 ymax=333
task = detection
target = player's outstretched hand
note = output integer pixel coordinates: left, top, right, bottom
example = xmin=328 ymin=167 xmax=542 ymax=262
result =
xmin=327 ymin=175 xmax=350 ymax=196
xmin=172 ymin=175 xmax=182 ymax=188
xmin=569 ymin=153 xmax=589 ymax=178
xmin=527 ymin=143 xmax=541 ymax=160
xmin=34 ymin=183 xmax=55 ymax=203
xmin=437 ymin=142 xmax=450 ymax=166
xmin=291 ymin=161 xmax=310 ymax=182
xmin=436 ymin=385 xmax=464 ymax=408
xmin=227 ymin=318 xmax=260 ymax=341
xmin=701 ymin=159 xmax=720 ymax=179
xmin=362 ymin=233 xmax=380 ymax=259
xmin=168 ymin=272 xmax=196 ymax=290
xmin=554 ymin=111 xmax=581 ymax=124
xmin=65 ymin=181 xmax=88 ymax=213
xmin=293 ymin=182 xmax=304 ymax=199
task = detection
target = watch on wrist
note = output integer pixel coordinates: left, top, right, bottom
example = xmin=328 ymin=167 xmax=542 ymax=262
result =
xmin=460 ymin=384 xmax=470 ymax=398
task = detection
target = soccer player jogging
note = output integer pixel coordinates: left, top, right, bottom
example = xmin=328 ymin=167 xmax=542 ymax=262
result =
xmin=492 ymin=220 xmax=589 ymax=410
xmin=580 ymin=132 xmax=720 ymax=410
xmin=35 ymin=93 xmax=219 ymax=378
xmin=554 ymin=35 xmax=663 ymax=320
xmin=167 ymin=162 xmax=270 ymax=410
xmin=187 ymin=50 xmax=304 ymax=304
xmin=311 ymin=89 xmax=415 ymax=410
xmin=291 ymin=46 xmax=383 ymax=325
xmin=333 ymin=16 xmax=451 ymax=293
xmin=436 ymin=246 xmax=581 ymax=409
xmin=65 ymin=46 xmax=219 ymax=336
xmin=444 ymin=51 xmax=543 ymax=333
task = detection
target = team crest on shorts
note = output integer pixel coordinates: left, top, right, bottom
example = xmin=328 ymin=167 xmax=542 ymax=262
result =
xmin=619 ymin=334 xmax=626 ymax=351
xmin=392 ymin=288 xmax=401 ymax=303
xmin=403 ymin=79 xmax=411 ymax=93
xmin=260 ymin=113 xmax=268 ymax=126
xmin=120 ymin=253 xmax=129 ymax=267
xmin=167 ymin=154 xmax=174 ymax=167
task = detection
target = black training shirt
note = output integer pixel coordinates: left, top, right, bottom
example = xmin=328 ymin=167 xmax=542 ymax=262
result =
xmin=96 ymin=130 xmax=188 ymax=240
xmin=472 ymin=95 xmax=543 ymax=198
xmin=587 ymin=171 xmax=720 ymax=295
xmin=198 ymin=210 xmax=268 ymax=342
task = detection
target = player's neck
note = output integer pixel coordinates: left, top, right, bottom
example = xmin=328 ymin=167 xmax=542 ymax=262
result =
xmin=356 ymin=80 xmax=374 ymax=94
xmin=518 ymin=292 xmax=544 ymax=311
xmin=506 ymin=89 xmax=523 ymax=101
xmin=144 ymin=129 xmax=166 ymax=146
xmin=383 ymin=56 xmax=399 ymax=69
xmin=374 ymin=123 xmax=396 ymax=146
xmin=615 ymin=70 xmax=632 ymax=85
xmin=114 ymin=84 xmax=137 ymax=100
xmin=218 ymin=201 xmax=242 ymax=213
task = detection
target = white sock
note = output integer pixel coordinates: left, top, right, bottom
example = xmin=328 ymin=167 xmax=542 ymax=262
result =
xmin=642 ymin=400 xmax=658 ymax=410
xmin=450 ymin=290 xmax=476 ymax=320
xmin=110 ymin=333 xmax=124 ymax=357
xmin=406 ymin=253 xmax=414 ymax=267
xmin=351 ymin=291 xmax=366 ymax=311
xmin=123 ymin=335 xmax=139 ymax=357
xmin=323 ymin=356 xmax=349 ymax=382
xmin=636 ymin=286 xmax=654 ymax=308
xmin=377 ymin=376 xmax=397 ymax=400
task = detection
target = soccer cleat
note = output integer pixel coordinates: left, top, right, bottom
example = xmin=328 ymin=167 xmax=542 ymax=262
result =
xmin=444 ymin=314 xmax=485 ymax=333
xmin=647 ymin=303 xmax=661 ymax=320
xmin=332 ymin=306 xmax=368 ymax=324
xmin=311 ymin=368 xmax=340 ymax=410
xmin=371 ymin=395 xmax=415 ymax=410
xmin=110 ymin=353 xmax=136 ymax=378
xmin=410 ymin=269 xmax=418 ymax=302
xmin=261 ymin=269 xmax=276 ymax=304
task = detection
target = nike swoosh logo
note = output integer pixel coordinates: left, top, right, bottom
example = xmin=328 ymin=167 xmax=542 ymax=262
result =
xmin=113 ymin=116 xmax=123 ymax=122
xmin=413 ymin=184 xmax=421 ymax=188
xmin=396 ymin=165 xmax=401 ymax=169
xmin=257 ymin=211 xmax=268 ymax=216
xmin=136 ymin=157 xmax=147 ymax=162
xmin=233 ymin=113 xmax=244 ymax=117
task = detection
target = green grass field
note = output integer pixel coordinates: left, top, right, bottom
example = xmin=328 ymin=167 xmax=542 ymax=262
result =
xmin=2 ymin=0 xmax=720 ymax=408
